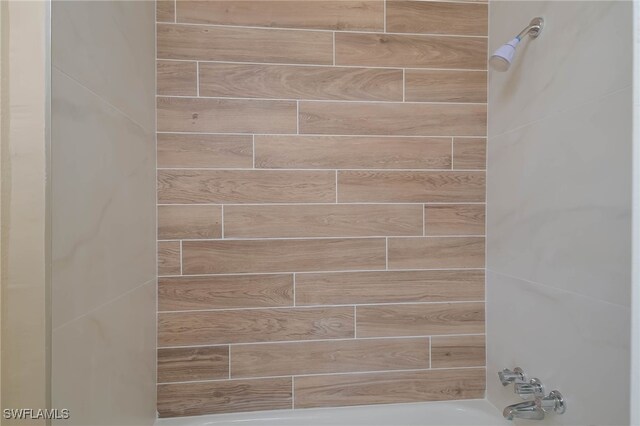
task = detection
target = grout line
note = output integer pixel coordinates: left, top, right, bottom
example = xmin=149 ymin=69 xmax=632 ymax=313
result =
xmin=252 ymin=134 xmax=255 ymax=168
xmin=353 ymin=305 xmax=357 ymax=338
xmin=221 ymin=205 xmax=225 ymax=239
xmin=157 ymin=235 xmax=486 ymax=242
xmin=158 ymin=300 xmax=486 ymax=315
xmin=157 ymin=21 xmax=489 ymax=39
xmin=383 ymin=0 xmax=387 ymax=32
xmin=156 ymin=131 xmax=488 ymax=138
xmin=402 ymin=69 xmax=406 ymax=102
xmin=485 ymin=0 xmax=490 ymax=379
xmin=385 ymin=237 xmax=389 ymax=270
xmin=54 ymin=278 xmax=156 ymax=333
xmin=293 ymin=273 xmax=296 ymax=307
xmin=158 ymin=94 xmax=488 ymax=106
xmin=156 ymin=365 xmax=487 ymax=385
xmin=157 ymin=202 xmax=487 ymax=206
xmin=158 ymin=266 xmax=485 ymax=278
xmin=158 ymin=334 xmax=486 ymax=350
xmin=332 ymin=32 xmax=336 ymax=65
xmin=157 ymin=167 xmax=486 ymax=172
xmin=156 ymin=58 xmax=489 ymax=72
xmin=422 ymin=204 xmax=426 ymax=236
xmin=451 ymin=137 xmax=455 ymax=169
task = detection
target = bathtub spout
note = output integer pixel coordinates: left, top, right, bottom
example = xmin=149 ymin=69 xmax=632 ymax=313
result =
xmin=503 ymin=400 xmax=544 ymax=421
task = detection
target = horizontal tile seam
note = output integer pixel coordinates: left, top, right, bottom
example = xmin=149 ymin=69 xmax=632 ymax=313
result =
xmin=157 ymin=334 xmax=486 ymax=350
xmin=157 ymin=168 xmax=485 ymax=172
xmin=156 ymin=131 xmax=487 ymax=138
xmin=488 ymin=85 xmax=632 ymax=140
xmin=158 ymin=267 xmax=485 ymax=277
xmin=158 ymin=21 xmax=488 ymax=39
xmin=160 ymin=236 xmax=486 ymax=241
xmin=487 ymin=269 xmax=630 ymax=309
xmin=156 ymin=58 xmax=488 ymax=72
xmin=157 ymin=336 xmax=487 ymax=351
xmin=53 ymin=277 xmax=156 ymax=332
xmin=157 ymin=366 xmax=486 ymax=386
xmin=157 ymin=202 xmax=487 ymax=206
xmin=157 ymin=133 xmax=488 ymax=137
xmin=53 ymin=65 xmax=154 ymax=134
xmin=158 ymin=95 xmax=488 ymax=106
xmin=157 ymin=300 xmax=487 ymax=314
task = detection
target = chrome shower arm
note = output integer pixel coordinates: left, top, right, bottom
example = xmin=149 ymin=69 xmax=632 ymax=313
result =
xmin=516 ymin=17 xmax=544 ymax=40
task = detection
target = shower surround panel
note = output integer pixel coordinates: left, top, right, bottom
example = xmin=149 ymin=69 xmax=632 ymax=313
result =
xmin=156 ymin=0 xmax=488 ymax=417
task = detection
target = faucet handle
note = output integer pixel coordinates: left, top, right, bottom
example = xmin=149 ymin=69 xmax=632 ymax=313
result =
xmin=539 ymin=390 xmax=566 ymax=415
xmin=514 ymin=378 xmax=545 ymax=399
xmin=498 ymin=367 xmax=526 ymax=386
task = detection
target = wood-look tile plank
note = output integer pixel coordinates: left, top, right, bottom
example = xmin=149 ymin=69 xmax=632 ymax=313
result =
xmin=231 ymin=338 xmax=429 ymax=378
xmin=158 ymin=307 xmax=354 ymax=346
xmin=255 ymin=135 xmax=451 ymax=169
xmin=335 ymin=32 xmax=487 ymax=69
xmin=431 ymin=335 xmax=486 ymax=368
xmin=388 ymin=237 xmax=485 ymax=269
xmin=453 ymin=138 xmax=486 ymax=170
xmin=158 ymin=346 xmax=229 ymax=383
xmin=181 ymin=238 xmax=386 ymax=274
xmin=158 ymin=378 xmax=292 ymax=417
xmin=157 ymin=97 xmax=297 ymax=134
xmin=224 ymin=204 xmax=423 ymax=238
xmin=198 ymin=63 xmax=402 ymax=101
xmin=158 ymin=241 xmax=181 ymax=276
xmin=425 ymin=204 xmax=485 ymax=236
xmin=337 ymin=171 xmax=486 ymax=203
xmin=156 ymin=0 xmax=175 ymax=22
xmin=157 ymin=23 xmax=333 ymax=64
xmin=158 ymin=205 xmax=222 ymax=239
xmin=295 ymin=270 xmax=484 ymax=305
xmin=299 ymin=102 xmax=486 ymax=136
xmin=158 ymin=274 xmax=293 ymax=311
xmin=157 ymin=134 xmax=253 ymax=168
xmin=294 ymin=368 xmax=486 ymax=408
xmin=176 ymin=0 xmax=384 ymax=31
xmin=356 ymin=302 xmax=485 ymax=337
xmin=157 ymin=170 xmax=336 ymax=204
xmin=386 ymin=1 xmax=488 ymax=36
xmin=404 ymin=70 xmax=487 ymax=103
xmin=157 ymin=60 xmax=197 ymax=96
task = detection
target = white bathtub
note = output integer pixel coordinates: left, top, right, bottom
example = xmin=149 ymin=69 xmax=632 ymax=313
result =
xmin=155 ymin=399 xmax=508 ymax=426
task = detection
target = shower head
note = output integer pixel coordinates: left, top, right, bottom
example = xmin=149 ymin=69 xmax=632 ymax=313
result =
xmin=489 ymin=17 xmax=544 ymax=72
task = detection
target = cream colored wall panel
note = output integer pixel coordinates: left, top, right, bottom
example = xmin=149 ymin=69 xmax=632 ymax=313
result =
xmin=51 ymin=69 xmax=156 ymax=328
xmin=53 ymin=0 xmax=155 ymax=130
xmin=52 ymin=281 xmax=156 ymax=426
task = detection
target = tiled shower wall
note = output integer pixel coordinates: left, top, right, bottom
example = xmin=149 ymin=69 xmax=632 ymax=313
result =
xmin=156 ymin=0 xmax=488 ymax=417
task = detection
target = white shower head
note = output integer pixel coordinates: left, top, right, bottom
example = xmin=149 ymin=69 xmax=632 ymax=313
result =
xmin=489 ymin=37 xmax=521 ymax=72
xmin=489 ymin=17 xmax=544 ymax=72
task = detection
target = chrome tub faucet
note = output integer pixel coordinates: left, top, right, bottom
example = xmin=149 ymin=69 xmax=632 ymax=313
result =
xmin=503 ymin=391 xmax=566 ymax=421
xmin=498 ymin=368 xmax=566 ymax=421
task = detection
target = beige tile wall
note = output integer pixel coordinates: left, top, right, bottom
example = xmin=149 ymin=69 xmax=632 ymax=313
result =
xmin=156 ymin=0 xmax=487 ymax=417
xmin=51 ymin=1 xmax=157 ymax=424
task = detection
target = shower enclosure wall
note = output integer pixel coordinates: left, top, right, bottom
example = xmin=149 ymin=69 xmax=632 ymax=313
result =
xmin=488 ymin=2 xmax=633 ymax=425
xmin=0 ymin=1 xmax=637 ymax=425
